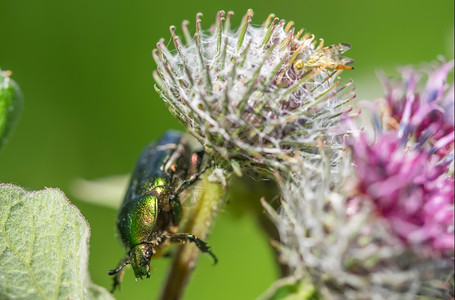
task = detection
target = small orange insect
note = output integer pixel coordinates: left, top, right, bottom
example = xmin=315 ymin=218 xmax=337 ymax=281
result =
xmin=293 ymin=42 xmax=354 ymax=74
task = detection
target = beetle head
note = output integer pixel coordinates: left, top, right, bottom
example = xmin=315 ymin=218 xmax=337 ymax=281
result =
xmin=129 ymin=243 xmax=154 ymax=278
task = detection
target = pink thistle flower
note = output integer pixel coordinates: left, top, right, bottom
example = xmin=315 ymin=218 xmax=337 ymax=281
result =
xmin=378 ymin=60 xmax=454 ymax=159
xmin=350 ymin=133 xmax=454 ymax=255
xmin=263 ymin=152 xmax=453 ymax=299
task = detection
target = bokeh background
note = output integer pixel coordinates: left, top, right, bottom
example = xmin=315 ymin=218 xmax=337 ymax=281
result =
xmin=0 ymin=0 xmax=453 ymax=299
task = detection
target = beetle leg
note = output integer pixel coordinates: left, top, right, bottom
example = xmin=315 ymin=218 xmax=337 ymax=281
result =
xmin=188 ymin=149 xmax=205 ymax=174
xmin=175 ymin=161 xmax=214 ymax=196
xmin=169 ymin=233 xmax=218 ymax=264
xmin=108 ymin=256 xmax=130 ymax=293
xmin=169 ymin=195 xmax=183 ymax=225
xmin=175 ymin=173 xmax=201 ymax=195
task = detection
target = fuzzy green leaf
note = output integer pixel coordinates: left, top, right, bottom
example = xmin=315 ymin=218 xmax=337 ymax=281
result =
xmin=0 ymin=69 xmax=23 ymax=150
xmin=0 ymin=184 xmax=114 ymax=300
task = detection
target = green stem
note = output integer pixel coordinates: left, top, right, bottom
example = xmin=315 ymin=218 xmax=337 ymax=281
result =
xmin=159 ymin=167 xmax=228 ymax=300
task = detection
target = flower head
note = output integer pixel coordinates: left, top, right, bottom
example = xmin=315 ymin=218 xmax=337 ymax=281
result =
xmin=266 ymin=153 xmax=453 ymax=299
xmin=153 ymin=10 xmax=355 ymax=174
xmin=377 ymin=60 xmax=454 ymax=159
xmin=350 ymin=133 xmax=454 ymax=255
xmin=263 ymin=60 xmax=454 ymax=299
xmin=350 ymin=60 xmax=455 ymax=255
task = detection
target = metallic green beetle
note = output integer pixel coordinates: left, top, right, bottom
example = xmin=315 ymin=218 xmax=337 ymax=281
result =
xmin=108 ymin=131 xmax=217 ymax=291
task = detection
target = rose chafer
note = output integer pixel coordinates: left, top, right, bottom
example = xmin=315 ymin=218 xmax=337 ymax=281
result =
xmin=109 ymin=130 xmax=217 ymax=291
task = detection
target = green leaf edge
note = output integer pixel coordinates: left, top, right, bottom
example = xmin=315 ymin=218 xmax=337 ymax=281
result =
xmin=0 ymin=183 xmax=114 ymax=300
xmin=0 ymin=70 xmax=23 ymax=151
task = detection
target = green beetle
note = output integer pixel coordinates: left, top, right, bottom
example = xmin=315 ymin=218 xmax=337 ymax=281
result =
xmin=108 ymin=131 xmax=217 ymax=291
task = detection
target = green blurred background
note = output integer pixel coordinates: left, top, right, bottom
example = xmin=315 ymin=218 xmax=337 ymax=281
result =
xmin=0 ymin=0 xmax=453 ymax=299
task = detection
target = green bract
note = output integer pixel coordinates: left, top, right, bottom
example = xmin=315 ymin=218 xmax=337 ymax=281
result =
xmin=0 ymin=184 xmax=113 ymax=300
xmin=0 ymin=70 xmax=23 ymax=150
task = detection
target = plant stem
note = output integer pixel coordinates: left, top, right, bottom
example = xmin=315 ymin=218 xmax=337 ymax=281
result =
xmin=159 ymin=167 xmax=227 ymax=300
